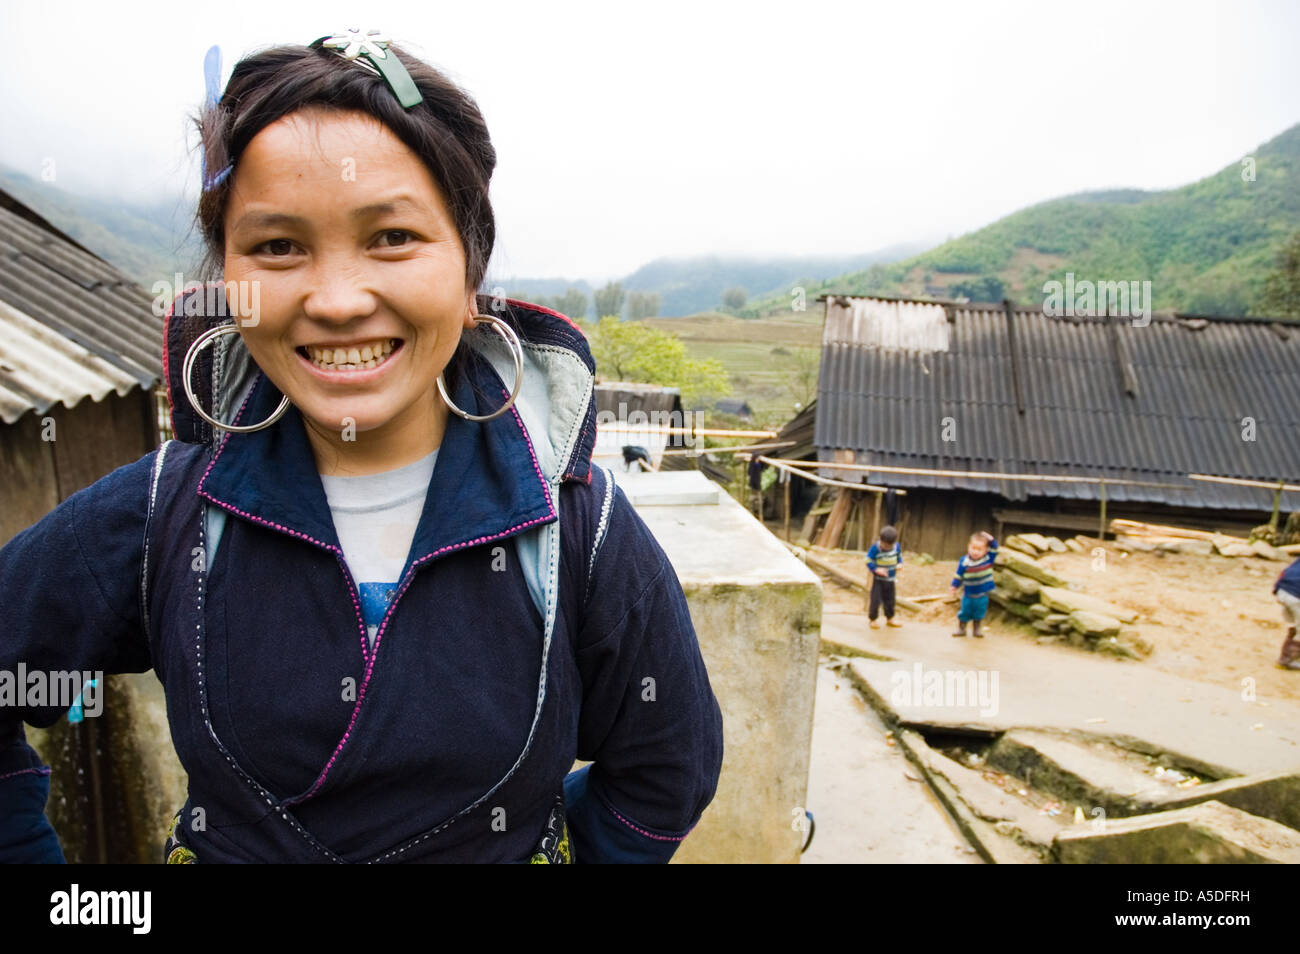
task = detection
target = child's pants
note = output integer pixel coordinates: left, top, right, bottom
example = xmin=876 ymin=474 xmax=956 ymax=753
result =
xmin=958 ymin=593 xmax=990 ymax=623
xmin=868 ymin=578 xmax=896 ymax=620
xmin=1279 ymin=592 xmax=1300 ymax=666
xmin=1279 ymin=590 xmax=1300 ymax=628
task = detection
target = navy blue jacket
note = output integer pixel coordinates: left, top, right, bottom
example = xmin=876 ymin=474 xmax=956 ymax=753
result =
xmin=0 ymin=293 xmax=724 ymax=863
xmin=1277 ymin=556 xmax=1300 ymax=601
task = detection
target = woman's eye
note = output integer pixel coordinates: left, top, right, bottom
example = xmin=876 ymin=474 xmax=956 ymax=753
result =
xmin=257 ymin=239 xmax=295 ymax=256
xmin=376 ymin=230 xmax=415 ymax=248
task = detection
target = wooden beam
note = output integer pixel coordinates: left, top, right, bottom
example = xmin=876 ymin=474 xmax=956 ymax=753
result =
xmin=768 ymin=457 xmax=1185 ymax=490
xmin=757 ymin=456 xmax=905 ymax=495
xmin=1098 ymin=480 xmax=1108 ymax=541
xmin=783 ymin=474 xmax=791 ymax=541
xmin=1187 ymin=474 xmax=1300 ymax=492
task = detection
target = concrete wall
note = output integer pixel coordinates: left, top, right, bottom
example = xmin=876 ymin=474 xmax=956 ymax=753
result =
xmin=615 ymin=471 xmax=823 ymax=863
xmin=26 ymin=673 xmax=186 ymax=864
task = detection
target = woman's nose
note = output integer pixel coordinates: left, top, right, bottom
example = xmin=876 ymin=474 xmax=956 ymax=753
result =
xmin=302 ymin=261 xmax=378 ymax=323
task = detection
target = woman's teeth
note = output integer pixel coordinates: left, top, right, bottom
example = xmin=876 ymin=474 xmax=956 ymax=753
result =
xmin=303 ymin=338 xmax=398 ymax=371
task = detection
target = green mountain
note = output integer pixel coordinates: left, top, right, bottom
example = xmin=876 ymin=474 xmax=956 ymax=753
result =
xmin=761 ymin=122 xmax=1300 ymax=316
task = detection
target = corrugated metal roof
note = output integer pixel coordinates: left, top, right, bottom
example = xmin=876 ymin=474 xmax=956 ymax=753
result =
xmin=0 ymin=297 xmax=144 ymax=424
xmin=0 ymin=193 xmax=163 ymax=424
xmin=814 ymin=296 xmax=1300 ymax=512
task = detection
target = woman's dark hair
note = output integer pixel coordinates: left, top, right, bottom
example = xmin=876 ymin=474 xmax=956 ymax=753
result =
xmin=192 ymin=41 xmax=496 ymax=291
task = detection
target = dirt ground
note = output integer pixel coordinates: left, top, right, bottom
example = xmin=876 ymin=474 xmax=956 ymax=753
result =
xmin=793 ymin=533 xmax=1300 ymax=704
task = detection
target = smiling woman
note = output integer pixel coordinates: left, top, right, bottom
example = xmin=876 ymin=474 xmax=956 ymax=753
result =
xmin=0 ymin=30 xmax=724 ymax=865
xmin=219 ymin=106 xmax=474 ymax=476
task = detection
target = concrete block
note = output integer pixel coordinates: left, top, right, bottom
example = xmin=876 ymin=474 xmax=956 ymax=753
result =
xmin=27 ymin=672 xmax=187 ymax=864
xmin=620 ymin=470 xmax=822 ymax=864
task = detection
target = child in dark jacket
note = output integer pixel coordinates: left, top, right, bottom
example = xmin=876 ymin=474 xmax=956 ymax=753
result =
xmin=950 ymin=531 xmax=998 ymax=638
xmin=866 ymin=525 xmax=903 ymax=629
xmin=1275 ymin=556 xmax=1300 ymax=670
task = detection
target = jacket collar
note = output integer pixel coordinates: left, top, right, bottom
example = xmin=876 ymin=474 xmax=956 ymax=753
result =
xmin=191 ymin=298 xmax=596 ymax=565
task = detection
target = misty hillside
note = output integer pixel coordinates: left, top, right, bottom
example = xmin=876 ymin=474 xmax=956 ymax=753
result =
xmin=0 ymin=168 xmax=203 ymax=285
xmin=498 ymin=245 xmax=926 ymax=318
xmin=7 ymin=121 xmax=1298 ymax=320
xmin=1 ymin=166 xmax=924 ymax=319
xmin=754 ymin=122 xmax=1300 ymax=316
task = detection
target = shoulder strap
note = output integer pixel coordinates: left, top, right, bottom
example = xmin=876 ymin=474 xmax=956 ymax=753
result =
xmin=512 ymin=463 xmax=618 ymax=626
xmin=585 ymin=464 xmax=617 ymax=603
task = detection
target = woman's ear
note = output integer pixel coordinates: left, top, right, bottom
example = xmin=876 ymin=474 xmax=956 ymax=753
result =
xmin=463 ymin=291 xmax=477 ymax=330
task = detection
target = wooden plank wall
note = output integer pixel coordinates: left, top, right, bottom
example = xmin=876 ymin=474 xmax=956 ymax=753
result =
xmin=896 ymin=488 xmax=1281 ymax=560
xmin=0 ymin=390 xmax=157 ymax=546
xmin=894 ymin=488 xmax=999 ymax=560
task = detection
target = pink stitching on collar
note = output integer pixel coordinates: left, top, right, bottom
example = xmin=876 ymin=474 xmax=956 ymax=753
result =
xmin=196 ymin=377 xmax=372 ymax=661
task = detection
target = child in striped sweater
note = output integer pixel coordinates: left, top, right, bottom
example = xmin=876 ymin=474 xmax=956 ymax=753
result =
xmin=951 ymin=531 xmax=998 ymax=638
xmin=866 ymin=525 xmax=903 ymax=629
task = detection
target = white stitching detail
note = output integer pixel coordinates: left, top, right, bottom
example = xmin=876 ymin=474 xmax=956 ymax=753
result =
xmin=367 ymin=488 xmax=563 ymax=862
xmin=140 ymin=440 xmax=172 ymax=643
xmin=586 ymin=465 xmax=616 ymax=602
xmin=190 ymin=498 xmax=341 ymax=862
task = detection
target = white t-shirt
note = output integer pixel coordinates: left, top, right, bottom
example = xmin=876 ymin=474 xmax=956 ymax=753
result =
xmin=319 ymin=449 xmax=438 ymax=649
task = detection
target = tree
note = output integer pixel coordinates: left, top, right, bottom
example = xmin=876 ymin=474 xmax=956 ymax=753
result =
xmin=626 ymin=291 xmax=661 ymax=321
xmin=586 ymin=316 xmax=729 ymax=405
xmin=1258 ymin=231 xmax=1300 ymax=318
xmin=786 ymin=346 xmax=820 ymax=407
xmin=949 ymin=275 xmax=1005 ymax=303
xmin=722 ymin=286 xmax=747 ymax=310
xmin=552 ymin=288 xmax=589 ymax=321
xmin=593 ymin=281 xmax=626 ymax=319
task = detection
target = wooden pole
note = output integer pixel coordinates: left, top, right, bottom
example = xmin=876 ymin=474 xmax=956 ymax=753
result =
xmin=599 ymin=424 xmax=779 ymax=439
xmin=871 ymin=492 xmax=882 ymax=544
xmin=1188 ymin=473 xmax=1300 ymax=492
xmin=1272 ymin=479 xmax=1285 ymax=532
xmin=783 ymin=473 xmax=791 ymax=541
xmin=1099 ymin=480 xmax=1108 ymax=541
xmin=860 ymin=492 xmax=869 ymax=550
xmin=757 ymin=456 xmax=904 ymax=495
xmin=765 ymin=456 xmax=1185 ymax=490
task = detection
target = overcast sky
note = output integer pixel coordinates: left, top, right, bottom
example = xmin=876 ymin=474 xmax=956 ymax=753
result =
xmin=2 ymin=0 xmax=1298 ymax=283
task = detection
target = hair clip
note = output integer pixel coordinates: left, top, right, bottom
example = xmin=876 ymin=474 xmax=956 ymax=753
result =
xmin=310 ymin=28 xmax=423 ymax=109
xmin=200 ymin=44 xmax=233 ymax=192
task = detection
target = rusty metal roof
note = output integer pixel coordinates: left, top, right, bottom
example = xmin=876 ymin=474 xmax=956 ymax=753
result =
xmin=0 ymin=191 xmax=162 ymax=424
xmin=814 ymin=296 xmax=1300 ymax=512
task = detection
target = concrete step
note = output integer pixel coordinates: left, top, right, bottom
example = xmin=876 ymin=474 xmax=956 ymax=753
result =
xmin=896 ymin=727 xmax=1057 ymax=863
xmin=1054 ymin=800 xmax=1300 ymax=863
xmin=986 ymin=729 xmax=1300 ymax=834
xmin=986 ymin=729 xmax=1215 ymax=817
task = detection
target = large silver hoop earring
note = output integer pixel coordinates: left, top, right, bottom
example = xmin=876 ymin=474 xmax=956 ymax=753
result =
xmin=437 ymin=314 xmax=524 ymax=423
xmin=182 ymin=324 xmax=291 ymax=433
